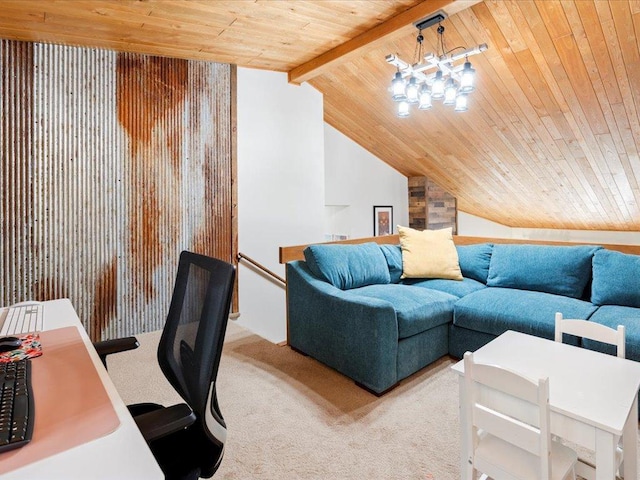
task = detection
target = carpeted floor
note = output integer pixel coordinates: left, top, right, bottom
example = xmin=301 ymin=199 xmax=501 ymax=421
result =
xmin=108 ymin=321 xmax=636 ymax=480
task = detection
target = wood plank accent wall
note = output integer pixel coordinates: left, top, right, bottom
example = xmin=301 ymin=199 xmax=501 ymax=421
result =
xmin=408 ymin=176 xmax=458 ymax=233
xmin=0 ymin=40 xmax=236 ymax=341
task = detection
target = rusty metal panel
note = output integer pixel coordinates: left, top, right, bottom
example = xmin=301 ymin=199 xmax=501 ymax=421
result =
xmin=0 ymin=41 xmax=234 ymax=340
xmin=30 ymin=43 xmax=123 ymax=341
xmin=1 ymin=40 xmax=36 ymax=313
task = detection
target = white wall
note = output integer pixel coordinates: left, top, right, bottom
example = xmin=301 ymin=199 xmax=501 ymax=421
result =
xmin=237 ymin=68 xmax=325 ymax=342
xmin=237 ymin=70 xmax=412 ymax=343
xmin=457 ymin=211 xmax=512 ymax=238
xmin=324 ymin=123 xmax=408 ymax=238
xmin=459 ymin=210 xmax=640 ymax=245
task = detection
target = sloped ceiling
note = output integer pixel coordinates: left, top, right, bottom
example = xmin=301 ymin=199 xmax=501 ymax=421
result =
xmin=0 ymin=0 xmax=639 ymax=230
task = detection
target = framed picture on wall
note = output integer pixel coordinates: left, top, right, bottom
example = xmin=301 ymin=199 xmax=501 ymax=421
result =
xmin=373 ymin=206 xmax=393 ymax=236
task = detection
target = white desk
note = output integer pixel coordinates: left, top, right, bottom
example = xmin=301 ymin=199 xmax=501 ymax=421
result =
xmin=1 ymin=298 xmax=163 ymax=479
xmin=452 ymin=330 xmax=640 ymax=480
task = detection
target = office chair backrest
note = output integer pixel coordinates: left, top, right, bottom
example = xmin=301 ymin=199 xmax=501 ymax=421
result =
xmin=157 ymin=251 xmax=236 ymax=445
xmin=554 ymin=312 xmax=625 ymax=358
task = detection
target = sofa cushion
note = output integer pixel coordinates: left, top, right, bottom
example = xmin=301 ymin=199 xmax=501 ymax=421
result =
xmin=303 ymin=242 xmax=390 ymax=290
xmin=592 ymin=250 xmax=640 ymax=308
xmin=398 ymin=226 xmax=463 ymax=280
xmin=586 ymin=305 xmax=640 ymax=361
xmin=456 ymin=243 xmax=493 ymax=284
xmin=454 ymin=287 xmax=598 ymax=340
xmin=379 ymin=244 xmax=403 ymax=284
xmin=350 ymin=284 xmax=456 ymax=339
xmin=402 ymin=277 xmax=486 ymax=298
xmin=487 ymin=244 xmax=599 ymax=299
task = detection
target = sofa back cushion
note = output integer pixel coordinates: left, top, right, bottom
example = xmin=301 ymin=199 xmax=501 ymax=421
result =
xmin=487 ymin=244 xmax=599 ymax=299
xmin=456 ymin=243 xmax=493 ymax=284
xmin=303 ymin=242 xmax=390 ymax=290
xmin=592 ymin=249 xmax=640 ymax=307
xmin=379 ymin=244 xmax=403 ymax=284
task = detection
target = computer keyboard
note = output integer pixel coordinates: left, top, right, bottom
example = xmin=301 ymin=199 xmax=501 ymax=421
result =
xmin=1 ymin=304 xmax=44 ymax=335
xmin=0 ymin=359 xmax=34 ymax=453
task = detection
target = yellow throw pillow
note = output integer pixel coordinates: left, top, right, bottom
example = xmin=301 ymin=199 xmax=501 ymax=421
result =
xmin=398 ymin=226 xmax=463 ymax=280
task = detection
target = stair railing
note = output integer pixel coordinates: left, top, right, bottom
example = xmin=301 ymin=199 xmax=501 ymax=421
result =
xmin=237 ymin=252 xmax=286 ymax=286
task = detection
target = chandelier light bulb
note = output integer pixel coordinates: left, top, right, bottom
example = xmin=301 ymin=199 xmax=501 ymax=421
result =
xmin=443 ymin=78 xmax=457 ymax=105
xmin=418 ymin=84 xmax=432 ymax=110
xmin=460 ymin=60 xmax=476 ymax=93
xmin=454 ymin=93 xmax=468 ymax=112
xmin=406 ymin=77 xmax=419 ymax=104
xmin=398 ymin=101 xmax=410 ymax=117
xmin=431 ymin=70 xmax=445 ymax=99
xmin=391 ymin=71 xmax=407 ymax=101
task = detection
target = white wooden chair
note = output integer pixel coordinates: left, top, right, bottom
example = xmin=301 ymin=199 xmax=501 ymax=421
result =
xmin=554 ymin=312 xmax=625 ymax=358
xmin=554 ymin=312 xmax=626 ymax=479
xmin=463 ymin=351 xmax=577 ymax=480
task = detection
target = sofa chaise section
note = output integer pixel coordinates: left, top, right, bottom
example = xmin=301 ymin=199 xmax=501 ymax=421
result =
xmin=287 ymin=260 xmax=400 ymax=393
xmin=287 ymin=242 xmax=460 ymax=394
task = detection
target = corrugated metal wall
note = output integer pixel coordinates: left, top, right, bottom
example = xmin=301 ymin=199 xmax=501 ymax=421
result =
xmin=0 ymin=40 xmax=236 ymax=340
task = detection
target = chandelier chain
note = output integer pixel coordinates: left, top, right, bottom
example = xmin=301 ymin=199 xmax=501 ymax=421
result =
xmin=413 ymin=29 xmax=424 ymax=66
xmin=437 ymin=24 xmax=446 ymax=59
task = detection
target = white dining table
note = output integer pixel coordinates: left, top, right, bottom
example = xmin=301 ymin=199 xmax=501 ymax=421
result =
xmin=451 ymin=330 xmax=640 ymax=480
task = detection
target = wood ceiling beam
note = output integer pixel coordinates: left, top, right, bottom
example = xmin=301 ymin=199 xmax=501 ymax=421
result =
xmin=288 ymin=0 xmax=480 ymax=85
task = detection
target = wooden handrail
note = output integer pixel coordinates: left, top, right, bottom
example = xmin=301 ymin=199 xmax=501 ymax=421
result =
xmin=279 ymin=234 xmax=640 ymax=263
xmin=238 ymin=252 xmax=286 ymax=285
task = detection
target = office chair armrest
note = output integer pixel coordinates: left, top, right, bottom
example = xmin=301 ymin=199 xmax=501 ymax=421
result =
xmin=93 ymin=337 xmax=140 ymax=368
xmin=133 ymin=403 xmax=196 ymax=442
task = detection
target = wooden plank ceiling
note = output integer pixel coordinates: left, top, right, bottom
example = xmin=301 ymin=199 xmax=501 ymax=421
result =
xmin=0 ymin=0 xmax=639 ymax=230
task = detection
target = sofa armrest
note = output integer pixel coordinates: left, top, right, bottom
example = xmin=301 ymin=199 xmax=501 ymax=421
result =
xmin=286 ymin=261 xmax=399 ymax=393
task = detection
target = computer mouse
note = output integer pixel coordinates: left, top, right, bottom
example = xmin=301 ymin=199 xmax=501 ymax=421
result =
xmin=0 ymin=336 xmax=22 ymax=352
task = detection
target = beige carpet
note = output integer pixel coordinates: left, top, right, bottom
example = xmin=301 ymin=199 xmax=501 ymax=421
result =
xmin=108 ymin=322 xmax=636 ymax=479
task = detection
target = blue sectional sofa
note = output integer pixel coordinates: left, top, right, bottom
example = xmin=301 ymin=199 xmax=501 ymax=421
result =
xmin=286 ymin=239 xmax=640 ymax=394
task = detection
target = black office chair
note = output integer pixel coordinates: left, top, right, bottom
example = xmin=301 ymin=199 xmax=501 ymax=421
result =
xmin=94 ymin=251 xmax=236 ymax=479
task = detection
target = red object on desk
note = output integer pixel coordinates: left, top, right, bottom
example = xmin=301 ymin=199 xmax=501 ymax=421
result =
xmin=0 ymin=326 xmax=120 ymax=474
xmin=0 ymin=333 xmax=42 ymax=363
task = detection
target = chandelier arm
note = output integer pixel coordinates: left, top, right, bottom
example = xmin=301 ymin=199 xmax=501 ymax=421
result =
xmin=385 ymin=54 xmax=410 ymax=71
xmin=412 ymin=71 xmax=429 ymax=82
xmin=392 ymin=51 xmax=479 ymax=82
xmin=413 ymin=63 xmax=436 ymax=74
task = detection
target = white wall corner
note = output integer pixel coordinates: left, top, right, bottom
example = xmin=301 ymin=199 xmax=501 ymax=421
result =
xmin=237 ymin=68 xmax=325 ymax=343
xmin=323 ymin=123 xmax=408 ymax=239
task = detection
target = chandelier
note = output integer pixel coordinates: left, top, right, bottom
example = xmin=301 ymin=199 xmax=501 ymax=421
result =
xmin=386 ymin=13 xmax=487 ymax=116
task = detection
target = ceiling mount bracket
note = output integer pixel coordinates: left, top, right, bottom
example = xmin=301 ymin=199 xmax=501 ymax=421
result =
xmin=414 ymin=12 xmax=447 ymax=31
